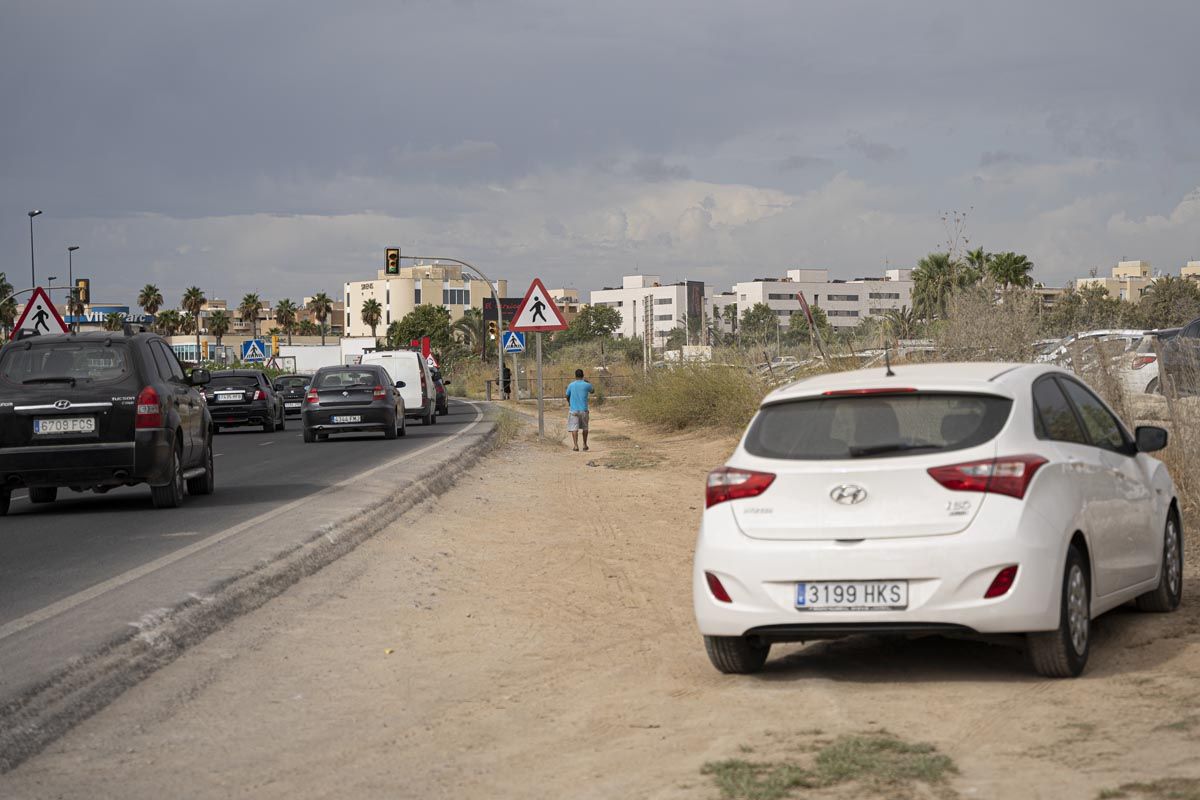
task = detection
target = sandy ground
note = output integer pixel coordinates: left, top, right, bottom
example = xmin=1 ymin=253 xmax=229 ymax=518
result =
xmin=4 ymin=406 xmax=1200 ymax=800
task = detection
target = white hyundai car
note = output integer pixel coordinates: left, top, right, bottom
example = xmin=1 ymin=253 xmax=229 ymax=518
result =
xmin=694 ymin=362 xmax=1181 ymax=678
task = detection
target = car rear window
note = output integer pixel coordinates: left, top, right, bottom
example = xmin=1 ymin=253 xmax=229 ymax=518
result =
xmin=317 ymin=370 xmax=379 ymax=388
xmin=0 ymin=342 xmax=134 ymax=386
xmin=744 ymin=392 xmax=1013 ymax=460
xmin=276 ymin=376 xmax=310 ymax=389
xmin=211 ymin=375 xmax=260 ymax=388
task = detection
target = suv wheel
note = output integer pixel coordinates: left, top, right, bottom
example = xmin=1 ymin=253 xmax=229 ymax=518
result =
xmin=29 ymin=486 xmax=58 ymax=504
xmin=186 ymin=437 xmax=215 ymax=496
xmin=151 ymin=442 xmax=186 ymax=509
xmin=262 ymin=413 xmax=275 ymax=433
xmin=1028 ymin=545 xmax=1090 ymax=677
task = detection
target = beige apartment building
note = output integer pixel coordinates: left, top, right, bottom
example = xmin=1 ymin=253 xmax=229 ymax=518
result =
xmin=342 ymin=263 xmax=508 ymax=338
xmin=1074 ymin=260 xmax=1153 ymax=302
xmin=1182 ymin=261 xmax=1200 ymax=281
xmin=543 ymin=287 xmax=583 ymax=325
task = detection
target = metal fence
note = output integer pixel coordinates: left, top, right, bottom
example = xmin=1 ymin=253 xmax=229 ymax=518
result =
xmin=485 ymin=372 xmax=638 ymax=401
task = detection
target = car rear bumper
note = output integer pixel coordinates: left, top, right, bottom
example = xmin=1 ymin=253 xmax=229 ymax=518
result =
xmin=210 ymin=402 xmax=272 ymax=426
xmin=0 ymin=429 xmax=174 ymax=489
xmin=304 ymin=406 xmax=394 ymax=433
xmin=693 ymin=503 xmax=1064 ymax=638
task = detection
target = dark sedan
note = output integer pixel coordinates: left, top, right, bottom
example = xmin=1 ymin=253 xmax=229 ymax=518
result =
xmin=302 ymin=365 xmax=406 ymax=443
xmin=274 ymin=373 xmax=313 ymax=417
xmin=204 ymin=370 xmax=285 ymax=433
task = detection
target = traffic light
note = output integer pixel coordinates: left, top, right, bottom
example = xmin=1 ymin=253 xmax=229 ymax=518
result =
xmin=385 ymin=248 xmax=400 ymax=275
xmin=75 ymin=278 xmax=91 ymax=305
xmin=487 ymin=320 xmax=498 ymax=339
xmin=272 ymin=334 xmax=279 ymax=356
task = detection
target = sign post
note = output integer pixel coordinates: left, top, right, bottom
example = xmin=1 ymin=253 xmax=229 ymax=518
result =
xmin=508 ymin=279 xmax=569 ymax=437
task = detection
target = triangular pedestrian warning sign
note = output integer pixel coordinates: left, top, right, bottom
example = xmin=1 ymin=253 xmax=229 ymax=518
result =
xmin=508 ymin=278 xmax=568 ymax=332
xmin=11 ymin=287 xmax=69 ymax=340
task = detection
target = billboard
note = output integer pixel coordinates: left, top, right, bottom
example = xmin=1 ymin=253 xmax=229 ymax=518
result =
xmin=64 ymin=306 xmax=156 ymax=325
xmin=481 ymin=297 xmax=524 ymax=323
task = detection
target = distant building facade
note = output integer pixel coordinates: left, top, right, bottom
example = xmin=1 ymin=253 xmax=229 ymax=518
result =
xmin=589 ymin=275 xmax=713 ymax=348
xmin=343 ymin=262 xmax=507 ymax=338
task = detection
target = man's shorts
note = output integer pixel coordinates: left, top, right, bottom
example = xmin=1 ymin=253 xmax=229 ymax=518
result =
xmin=567 ymin=410 xmax=590 ymax=432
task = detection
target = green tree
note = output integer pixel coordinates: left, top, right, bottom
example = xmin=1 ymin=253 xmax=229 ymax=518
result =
xmin=912 ymin=252 xmax=978 ymax=321
xmin=307 ymin=292 xmax=334 ymax=346
xmin=556 ymin=304 xmax=624 ymax=353
xmin=787 ymin=303 xmax=832 ymax=345
xmin=664 ymin=325 xmax=687 ymax=350
xmin=274 ymin=298 xmax=298 ymax=345
xmin=965 ymin=247 xmax=992 ymax=279
xmin=360 ymin=298 xmax=383 ymax=338
xmin=181 ymin=286 xmax=206 ymax=365
xmin=0 ymin=272 xmax=16 ymax=337
xmin=988 ymin=252 xmax=1035 ymax=289
xmin=297 ymin=319 xmax=319 ymax=336
xmin=239 ymin=293 xmax=262 ymax=339
xmin=452 ymin=307 xmax=489 ymax=361
xmin=388 ymin=305 xmax=453 ymax=351
xmin=208 ymin=310 xmax=231 ymax=345
xmin=138 ymin=284 xmax=164 ymax=317
xmin=739 ymin=302 xmax=778 ymax=345
xmin=155 ymin=309 xmax=182 ymax=336
xmin=103 ymin=311 xmax=125 ymax=332
xmin=1139 ymin=276 xmax=1200 ymax=329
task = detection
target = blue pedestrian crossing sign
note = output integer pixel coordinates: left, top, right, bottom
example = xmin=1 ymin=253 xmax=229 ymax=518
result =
xmin=502 ymin=331 xmax=526 ymax=353
xmin=241 ymin=339 xmax=268 ymax=362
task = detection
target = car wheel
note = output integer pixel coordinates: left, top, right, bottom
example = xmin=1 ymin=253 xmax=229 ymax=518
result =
xmin=422 ymin=405 xmax=433 ymax=425
xmin=0 ymin=489 xmax=9 ymax=517
xmin=303 ymin=427 xmax=316 ymax=443
xmin=277 ymin=409 xmax=286 ymax=432
xmin=262 ymin=414 xmax=275 ymax=433
xmin=1028 ymin=545 xmax=1090 ymax=678
xmin=398 ymin=414 xmax=407 ymax=437
xmin=1146 ymin=377 xmax=1161 ymax=395
xmin=151 ymin=442 xmax=185 ymax=509
xmin=1136 ymin=512 xmax=1183 ymax=612
xmin=186 ymin=437 xmax=215 ymax=496
xmin=384 ymin=413 xmax=398 ymax=440
xmin=703 ymin=635 xmax=770 ymax=675
xmin=213 ymin=424 xmax=222 ymax=434
xmin=29 ymin=487 xmax=58 ymax=504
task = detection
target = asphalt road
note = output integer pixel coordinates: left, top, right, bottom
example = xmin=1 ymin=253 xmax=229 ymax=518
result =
xmin=0 ymin=400 xmax=487 ymax=704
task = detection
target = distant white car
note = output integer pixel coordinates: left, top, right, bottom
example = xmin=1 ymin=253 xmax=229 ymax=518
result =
xmin=1119 ymin=334 xmax=1164 ymax=395
xmin=1035 ymin=330 xmax=1147 ymax=366
xmin=694 ymin=362 xmax=1181 ymax=678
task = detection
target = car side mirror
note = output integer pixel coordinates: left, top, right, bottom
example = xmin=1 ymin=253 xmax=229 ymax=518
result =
xmin=396 ymin=380 xmax=406 ymax=388
xmin=190 ymin=368 xmax=211 ymax=386
xmin=442 ymin=379 xmax=450 ymax=386
xmin=1136 ymin=425 xmax=1168 ymax=453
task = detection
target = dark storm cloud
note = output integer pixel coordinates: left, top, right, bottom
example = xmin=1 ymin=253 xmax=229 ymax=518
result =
xmin=630 ymin=157 xmax=692 ymax=183
xmin=845 ymin=131 xmax=904 ymax=163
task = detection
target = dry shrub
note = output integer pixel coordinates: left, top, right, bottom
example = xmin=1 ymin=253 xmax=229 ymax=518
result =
xmin=625 ymin=363 xmax=766 ymax=432
xmin=933 ymin=288 xmax=1042 ymax=363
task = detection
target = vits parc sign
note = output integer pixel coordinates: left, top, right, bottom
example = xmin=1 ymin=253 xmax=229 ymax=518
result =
xmin=64 ymin=306 xmax=156 ymax=325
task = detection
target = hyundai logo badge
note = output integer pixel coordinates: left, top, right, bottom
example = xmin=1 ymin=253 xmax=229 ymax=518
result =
xmin=54 ymin=399 xmax=71 ymax=410
xmin=830 ymin=484 xmax=867 ymax=505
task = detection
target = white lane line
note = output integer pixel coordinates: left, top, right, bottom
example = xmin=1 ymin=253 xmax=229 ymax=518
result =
xmin=259 ymin=441 xmax=275 ymax=447
xmin=0 ymin=402 xmax=486 ymax=642
xmin=214 ymin=453 xmax=225 ymax=458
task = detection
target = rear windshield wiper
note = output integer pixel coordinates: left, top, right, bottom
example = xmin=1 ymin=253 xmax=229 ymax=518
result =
xmin=22 ymin=376 xmax=77 ymax=387
xmin=849 ymin=442 xmax=942 ymax=458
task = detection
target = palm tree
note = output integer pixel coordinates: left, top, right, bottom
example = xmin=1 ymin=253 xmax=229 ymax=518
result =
xmin=307 ymin=293 xmax=334 ymax=346
xmin=103 ymin=312 xmax=125 ymax=332
xmin=965 ymin=247 xmax=991 ymax=282
xmin=208 ymin=310 xmax=231 ymax=346
xmin=452 ymin=307 xmax=487 ymax=361
xmin=181 ymin=286 xmax=206 ymax=364
xmin=297 ymin=319 xmax=319 ymax=336
xmin=274 ymin=298 xmax=298 ymax=345
xmin=361 ymin=298 xmax=383 ymax=339
xmin=155 ymin=309 xmax=183 ymax=336
xmin=988 ymin=252 xmax=1035 ymax=289
xmin=882 ymin=305 xmax=917 ymax=342
xmin=239 ymin=293 xmax=262 ymax=339
xmin=138 ymin=284 xmax=164 ymax=318
xmin=912 ymin=252 xmax=978 ymax=321
xmin=0 ymin=272 xmax=17 ymax=338
xmin=66 ymin=287 xmax=86 ymax=333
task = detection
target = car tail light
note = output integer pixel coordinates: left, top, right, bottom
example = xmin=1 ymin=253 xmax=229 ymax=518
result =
xmin=927 ymin=455 xmax=1047 ymax=500
xmin=984 ymin=565 xmax=1019 ymax=598
xmin=373 ymin=385 xmax=387 ymax=401
xmin=306 ymin=388 xmax=319 ymax=405
xmin=135 ymin=386 xmax=162 ymax=428
xmin=705 ymin=572 xmax=732 ymax=603
xmin=822 ymin=387 xmax=917 ymax=396
xmin=253 ymin=389 xmax=265 ymax=400
xmin=706 ymin=467 xmax=776 ymax=508
xmin=1131 ymin=354 xmax=1157 ymax=370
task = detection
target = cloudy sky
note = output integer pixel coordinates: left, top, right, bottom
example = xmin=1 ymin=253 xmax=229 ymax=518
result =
xmin=3 ymin=0 xmax=1199 ymax=308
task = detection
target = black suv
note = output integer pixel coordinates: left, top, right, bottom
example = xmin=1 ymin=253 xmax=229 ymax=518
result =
xmin=204 ymin=370 xmax=285 ymax=433
xmin=0 ymin=331 xmax=214 ymax=515
xmin=1157 ymin=318 xmax=1200 ymax=396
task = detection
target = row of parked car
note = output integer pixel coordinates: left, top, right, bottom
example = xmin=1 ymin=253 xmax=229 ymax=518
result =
xmin=1035 ymin=317 xmax=1200 ymax=397
xmin=0 ymin=330 xmax=451 ymax=515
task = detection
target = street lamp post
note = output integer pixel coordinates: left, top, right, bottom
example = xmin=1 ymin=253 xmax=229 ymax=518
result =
xmin=27 ymin=210 xmax=42 ymax=287
xmin=67 ymin=246 xmax=79 ymax=302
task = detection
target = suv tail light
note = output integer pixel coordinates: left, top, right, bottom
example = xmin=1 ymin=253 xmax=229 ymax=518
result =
xmin=306 ymin=388 xmax=319 ymax=405
xmin=927 ymin=455 xmax=1047 ymax=500
xmin=135 ymin=386 xmax=163 ymax=428
xmin=1131 ymin=354 xmax=1157 ymax=370
xmin=706 ymin=467 xmax=776 ymax=508
xmin=253 ymin=389 xmax=265 ymax=400
xmin=373 ymin=385 xmax=387 ymax=401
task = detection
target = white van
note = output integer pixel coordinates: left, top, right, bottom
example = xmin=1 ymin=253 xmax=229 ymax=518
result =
xmin=359 ymin=351 xmax=437 ymax=425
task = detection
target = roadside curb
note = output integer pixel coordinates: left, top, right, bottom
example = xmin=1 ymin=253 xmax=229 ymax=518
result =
xmin=0 ymin=402 xmax=500 ymax=773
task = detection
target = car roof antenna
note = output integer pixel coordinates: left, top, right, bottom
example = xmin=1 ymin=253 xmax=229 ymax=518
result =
xmin=884 ymin=349 xmax=895 ymax=377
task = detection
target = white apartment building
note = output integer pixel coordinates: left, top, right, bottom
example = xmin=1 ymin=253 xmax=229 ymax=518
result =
xmin=343 ymin=262 xmax=508 ymax=338
xmin=725 ymin=268 xmax=914 ymax=331
xmin=589 ymin=275 xmax=713 ymax=348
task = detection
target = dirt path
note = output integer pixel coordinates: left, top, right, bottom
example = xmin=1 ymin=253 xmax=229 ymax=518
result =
xmin=4 ymin=408 xmax=1200 ymax=800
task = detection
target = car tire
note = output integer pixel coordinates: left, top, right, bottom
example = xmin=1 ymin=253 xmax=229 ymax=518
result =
xmin=1136 ymin=512 xmax=1183 ymax=612
xmin=385 ymin=413 xmax=398 ymax=440
xmin=703 ymin=635 xmax=771 ymax=675
xmin=262 ymin=414 xmax=275 ymax=433
xmin=303 ymin=427 xmax=316 ymax=443
xmin=277 ymin=410 xmax=286 ymax=432
xmin=1146 ymin=377 xmax=1161 ymax=395
xmin=186 ymin=438 xmax=215 ymax=496
xmin=151 ymin=443 xmax=185 ymax=509
xmin=213 ymin=424 xmax=222 ymax=435
xmin=1028 ymin=545 xmax=1090 ymax=678
xmin=0 ymin=489 xmax=9 ymax=517
xmin=398 ymin=415 xmax=407 ymax=437
xmin=422 ymin=404 xmax=433 ymax=425
xmin=29 ymin=487 xmax=58 ymax=504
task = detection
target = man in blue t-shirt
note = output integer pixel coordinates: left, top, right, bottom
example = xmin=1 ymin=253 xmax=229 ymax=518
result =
xmin=564 ymin=368 xmax=595 ymax=451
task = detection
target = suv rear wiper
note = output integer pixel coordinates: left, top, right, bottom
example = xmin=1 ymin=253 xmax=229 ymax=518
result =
xmin=849 ymin=442 xmax=941 ymax=458
xmin=23 ymin=376 xmax=77 ymax=387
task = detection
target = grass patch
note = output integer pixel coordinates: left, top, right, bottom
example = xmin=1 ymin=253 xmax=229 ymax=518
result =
xmin=493 ymin=407 xmax=525 ymax=446
xmin=702 ymin=731 xmax=957 ymax=800
xmin=625 ymin=363 xmax=765 ymax=432
xmin=1155 ymin=716 xmax=1200 ymax=733
xmin=1097 ymin=778 xmax=1200 ymax=799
